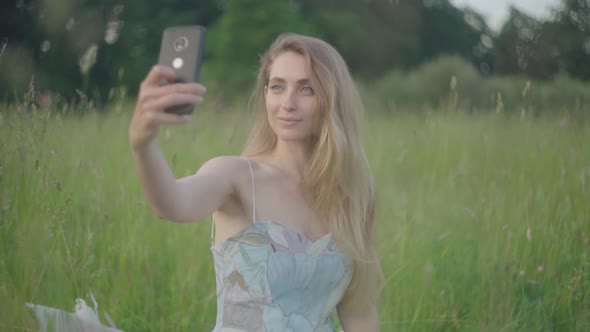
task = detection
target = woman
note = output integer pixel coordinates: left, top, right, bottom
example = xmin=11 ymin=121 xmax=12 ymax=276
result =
xmin=129 ymin=33 xmax=383 ymax=331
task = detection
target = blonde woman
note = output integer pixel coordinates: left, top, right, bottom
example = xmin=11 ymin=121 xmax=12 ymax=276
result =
xmin=129 ymin=33 xmax=384 ymax=331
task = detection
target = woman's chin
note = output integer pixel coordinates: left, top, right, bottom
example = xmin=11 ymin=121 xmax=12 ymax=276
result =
xmin=276 ymin=133 xmax=311 ymax=142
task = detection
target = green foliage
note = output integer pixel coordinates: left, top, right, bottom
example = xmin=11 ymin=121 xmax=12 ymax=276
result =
xmin=0 ymin=0 xmax=222 ymax=104
xmin=377 ymin=55 xmax=482 ymax=109
xmin=203 ymin=0 xmax=312 ymax=98
xmin=299 ymin=0 xmax=494 ymax=78
xmin=299 ymin=0 xmax=423 ymax=76
xmin=553 ymin=0 xmax=590 ymax=80
xmin=493 ymin=1 xmax=590 ymax=81
xmin=419 ymin=3 xmax=494 ymax=70
xmin=1 ymin=0 xmax=589 ymax=107
xmin=484 ymin=74 xmax=590 ymax=113
xmin=494 ymin=7 xmax=554 ymax=79
xmin=373 ymin=55 xmax=590 ymax=112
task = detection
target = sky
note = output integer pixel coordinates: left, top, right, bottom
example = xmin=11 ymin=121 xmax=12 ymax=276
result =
xmin=450 ymin=0 xmax=562 ymax=31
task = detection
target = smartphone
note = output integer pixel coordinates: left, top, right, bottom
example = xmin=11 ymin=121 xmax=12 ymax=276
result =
xmin=157 ymin=25 xmax=206 ymax=114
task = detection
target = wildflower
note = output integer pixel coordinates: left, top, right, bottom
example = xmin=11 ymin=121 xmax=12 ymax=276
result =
xmin=526 ymin=225 xmax=531 ymax=241
xmin=79 ymin=44 xmax=98 ymax=75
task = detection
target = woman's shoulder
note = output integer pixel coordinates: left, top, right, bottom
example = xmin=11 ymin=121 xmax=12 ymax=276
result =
xmin=194 ymin=156 xmax=252 ymax=192
xmin=197 ymin=155 xmax=272 ymax=181
xmin=198 ymin=155 xmax=248 ymax=174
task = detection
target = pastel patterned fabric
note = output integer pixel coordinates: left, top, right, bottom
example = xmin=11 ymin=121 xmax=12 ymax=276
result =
xmin=210 ymin=157 xmax=353 ymax=332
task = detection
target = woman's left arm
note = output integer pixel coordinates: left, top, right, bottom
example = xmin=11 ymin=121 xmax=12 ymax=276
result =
xmin=337 ymin=302 xmax=380 ymax=332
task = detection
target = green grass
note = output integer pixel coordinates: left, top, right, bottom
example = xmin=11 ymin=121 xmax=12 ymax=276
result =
xmin=1 ymin=104 xmax=589 ymax=331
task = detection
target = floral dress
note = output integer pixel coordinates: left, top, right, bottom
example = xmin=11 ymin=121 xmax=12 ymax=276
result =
xmin=209 ymin=158 xmax=353 ymax=332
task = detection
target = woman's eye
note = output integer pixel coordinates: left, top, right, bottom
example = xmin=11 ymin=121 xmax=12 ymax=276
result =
xmin=270 ymin=85 xmax=284 ymax=92
xmin=301 ymin=86 xmax=314 ymax=95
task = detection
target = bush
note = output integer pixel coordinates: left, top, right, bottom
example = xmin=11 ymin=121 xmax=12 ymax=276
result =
xmin=371 ymin=55 xmax=590 ymax=113
xmin=372 ymin=55 xmax=483 ymax=110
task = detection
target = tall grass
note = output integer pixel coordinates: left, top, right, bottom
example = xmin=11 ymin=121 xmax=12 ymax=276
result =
xmin=1 ymin=103 xmax=589 ymax=331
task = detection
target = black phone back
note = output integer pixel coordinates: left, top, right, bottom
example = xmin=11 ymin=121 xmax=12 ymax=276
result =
xmin=157 ymin=26 xmax=206 ymax=114
xmin=158 ymin=25 xmax=206 ymax=83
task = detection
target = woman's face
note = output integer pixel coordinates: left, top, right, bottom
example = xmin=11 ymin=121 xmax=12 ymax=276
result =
xmin=264 ymin=51 xmax=319 ymax=142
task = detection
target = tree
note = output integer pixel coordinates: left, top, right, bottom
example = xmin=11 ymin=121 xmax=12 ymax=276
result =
xmin=494 ymin=1 xmax=590 ymax=81
xmin=494 ymin=7 xmax=558 ymax=79
xmin=420 ymin=1 xmax=495 ymax=75
xmin=551 ymin=0 xmax=590 ymax=80
xmin=204 ymin=0 xmax=311 ymax=95
xmin=297 ymin=0 xmax=422 ymax=77
xmin=0 ymin=0 xmax=223 ymax=104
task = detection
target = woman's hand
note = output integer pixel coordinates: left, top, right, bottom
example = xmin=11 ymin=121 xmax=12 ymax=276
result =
xmin=129 ymin=65 xmax=206 ymax=150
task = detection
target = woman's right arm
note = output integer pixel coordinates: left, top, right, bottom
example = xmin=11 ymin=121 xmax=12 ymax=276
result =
xmin=129 ymin=65 xmax=235 ymax=223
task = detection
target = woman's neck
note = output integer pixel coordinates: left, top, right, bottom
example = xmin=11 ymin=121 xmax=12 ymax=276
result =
xmin=268 ymin=139 xmax=314 ymax=183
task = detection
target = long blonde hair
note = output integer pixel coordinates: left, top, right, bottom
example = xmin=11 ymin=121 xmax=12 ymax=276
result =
xmin=242 ymin=33 xmax=383 ymax=312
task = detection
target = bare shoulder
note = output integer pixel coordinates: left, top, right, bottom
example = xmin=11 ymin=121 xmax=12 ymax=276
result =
xmin=170 ymin=156 xmax=251 ymax=223
xmin=196 ymin=155 xmax=248 ymax=176
xmin=198 ymin=155 xmax=254 ymax=221
xmin=194 ymin=155 xmax=253 ymax=195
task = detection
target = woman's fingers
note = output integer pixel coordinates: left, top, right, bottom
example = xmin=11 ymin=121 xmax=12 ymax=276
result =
xmin=143 ymin=93 xmax=204 ymax=112
xmin=144 ymin=110 xmax=192 ymax=126
xmin=129 ymin=65 xmax=206 ymax=149
xmin=141 ymin=65 xmax=176 ymax=88
xmin=139 ymin=82 xmax=206 ymax=104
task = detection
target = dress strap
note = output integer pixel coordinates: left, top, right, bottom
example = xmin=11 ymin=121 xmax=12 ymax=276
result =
xmin=210 ymin=214 xmax=216 ymax=247
xmin=210 ymin=156 xmax=256 ymax=247
xmin=242 ymin=157 xmax=256 ymax=223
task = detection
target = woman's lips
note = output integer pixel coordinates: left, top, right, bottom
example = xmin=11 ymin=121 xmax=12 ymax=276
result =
xmin=278 ymin=117 xmax=301 ymax=125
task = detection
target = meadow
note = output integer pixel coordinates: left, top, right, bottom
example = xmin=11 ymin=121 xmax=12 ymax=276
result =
xmin=1 ymin=101 xmax=589 ymax=331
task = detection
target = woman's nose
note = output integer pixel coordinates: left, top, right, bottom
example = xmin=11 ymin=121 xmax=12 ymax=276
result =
xmin=280 ymin=90 xmax=297 ymax=111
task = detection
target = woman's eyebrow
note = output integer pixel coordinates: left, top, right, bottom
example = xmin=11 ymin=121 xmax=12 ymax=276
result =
xmin=268 ymin=77 xmax=310 ymax=84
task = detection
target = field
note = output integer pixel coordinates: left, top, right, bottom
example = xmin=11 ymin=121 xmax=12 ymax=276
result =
xmin=1 ymin=103 xmax=589 ymax=331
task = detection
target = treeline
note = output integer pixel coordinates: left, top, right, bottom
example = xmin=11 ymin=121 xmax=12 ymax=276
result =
xmin=0 ymin=0 xmax=589 ymax=108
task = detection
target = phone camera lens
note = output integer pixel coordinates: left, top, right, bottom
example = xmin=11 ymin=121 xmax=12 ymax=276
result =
xmin=173 ymin=37 xmax=188 ymax=52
